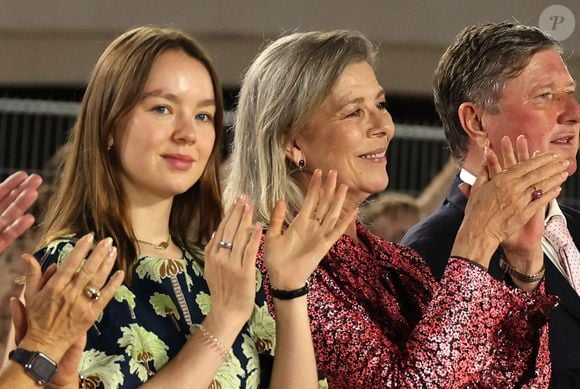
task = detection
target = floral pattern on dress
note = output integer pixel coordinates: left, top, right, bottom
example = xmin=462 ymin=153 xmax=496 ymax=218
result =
xmin=36 ymin=238 xmax=281 ymax=389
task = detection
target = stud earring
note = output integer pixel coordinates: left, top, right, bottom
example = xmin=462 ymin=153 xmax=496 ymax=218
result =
xmin=298 ymin=159 xmax=305 ymax=172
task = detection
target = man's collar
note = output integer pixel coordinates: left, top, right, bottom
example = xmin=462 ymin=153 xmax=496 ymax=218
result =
xmin=460 ymin=168 xmax=564 ymax=226
xmin=459 ymin=168 xmax=477 ymax=186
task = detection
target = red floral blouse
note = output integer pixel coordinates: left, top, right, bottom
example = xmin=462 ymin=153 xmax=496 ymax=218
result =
xmin=258 ymin=223 xmax=556 ymax=388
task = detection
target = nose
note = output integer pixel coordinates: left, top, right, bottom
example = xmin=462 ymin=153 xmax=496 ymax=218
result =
xmin=559 ymin=93 xmax=580 ymax=126
xmin=368 ymin=107 xmax=395 ymax=140
xmin=173 ymin=114 xmax=197 ymax=144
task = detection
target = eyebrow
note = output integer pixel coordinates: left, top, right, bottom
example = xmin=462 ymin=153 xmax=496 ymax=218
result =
xmin=142 ymin=89 xmax=216 ymax=107
xmin=337 ymin=88 xmax=386 ymax=106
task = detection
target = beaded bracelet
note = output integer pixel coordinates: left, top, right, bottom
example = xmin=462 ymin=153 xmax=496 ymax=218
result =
xmin=499 ymin=255 xmax=545 ymax=283
xmin=191 ymin=323 xmax=230 ymax=361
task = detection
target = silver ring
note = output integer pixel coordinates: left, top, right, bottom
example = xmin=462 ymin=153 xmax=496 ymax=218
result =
xmin=83 ymin=285 xmax=101 ymax=301
xmin=218 ymin=241 xmax=233 ymax=250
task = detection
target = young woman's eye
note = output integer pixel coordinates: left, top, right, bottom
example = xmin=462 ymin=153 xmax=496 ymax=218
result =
xmin=377 ymin=101 xmax=388 ymax=111
xmin=152 ymin=105 xmax=171 ymax=114
xmin=195 ymin=113 xmax=213 ymax=122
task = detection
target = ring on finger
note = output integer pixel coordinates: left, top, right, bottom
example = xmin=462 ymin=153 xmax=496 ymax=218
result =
xmin=218 ymin=240 xmax=234 ymax=250
xmin=83 ymin=285 xmax=101 ymax=302
xmin=531 ymin=186 xmax=543 ymax=201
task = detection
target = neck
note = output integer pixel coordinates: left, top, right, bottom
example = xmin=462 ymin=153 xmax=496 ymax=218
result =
xmin=462 ymin=148 xmax=484 ymax=178
xmin=127 ymin=194 xmax=174 ymax=243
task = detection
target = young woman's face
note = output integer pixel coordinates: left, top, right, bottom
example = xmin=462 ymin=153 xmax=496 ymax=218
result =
xmin=114 ymin=49 xmax=216 ymax=203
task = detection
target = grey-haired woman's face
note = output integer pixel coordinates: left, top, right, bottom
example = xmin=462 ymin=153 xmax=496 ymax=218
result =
xmin=292 ymin=61 xmax=395 ymax=206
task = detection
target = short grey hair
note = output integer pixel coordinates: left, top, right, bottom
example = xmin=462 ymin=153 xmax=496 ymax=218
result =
xmin=224 ymin=30 xmax=377 ymax=225
xmin=434 ymin=21 xmax=562 ymax=163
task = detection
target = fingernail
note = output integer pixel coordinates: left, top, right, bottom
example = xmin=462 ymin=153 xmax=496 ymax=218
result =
xmin=211 ymin=231 xmax=216 ymax=239
xmin=108 ymin=246 xmax=117 ymax=257
xmin=563 ymin=160 xmax=570 ymax=166
xmin=517 ymin=134 xmax=524 ymax=139
xmin=244 ymin=203 xmax=252 ymax=212
xmin=85 ymin=232 xmax=95 ymax=243
xmin=532 ymin=150 xmax=540 ymax=157
xmin=103 ymin=237 xmax=113 ymax=248
xmin=483 ymin=145 xmax=489 ymax=156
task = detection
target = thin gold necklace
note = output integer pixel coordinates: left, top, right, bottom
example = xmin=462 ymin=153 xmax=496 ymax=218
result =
xmin=136 ymin=235 xmax=171 ymax=250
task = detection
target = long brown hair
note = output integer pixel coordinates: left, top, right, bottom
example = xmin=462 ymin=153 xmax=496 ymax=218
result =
xmin=41 ymin=26 xmax=224 ymax=281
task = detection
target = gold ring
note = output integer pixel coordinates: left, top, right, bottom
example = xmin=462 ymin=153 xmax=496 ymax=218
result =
xmin=83 ymin=285 xmax=101 ymax=301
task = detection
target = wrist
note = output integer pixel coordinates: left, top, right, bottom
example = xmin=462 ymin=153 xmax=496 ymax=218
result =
xmin=271 ymin=282 xmax=309 ymax=300
xmin=19 ymin=335 xmax=66 ymax=363
xmin=452 ymin=226 xmax=499 ymax=269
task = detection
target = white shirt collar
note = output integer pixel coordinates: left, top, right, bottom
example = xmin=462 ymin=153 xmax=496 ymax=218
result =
xmin=459 ymin=168 xmax=477 ymax=186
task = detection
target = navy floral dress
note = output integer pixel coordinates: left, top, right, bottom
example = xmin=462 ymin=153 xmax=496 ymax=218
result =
xmin=35 ymin=237 xmax=294 ymax=389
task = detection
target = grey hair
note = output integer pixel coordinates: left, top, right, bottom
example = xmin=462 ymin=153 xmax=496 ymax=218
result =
xmin=434 ymin=21 xmax=562 ymax=163
xmin=224 ymin=30 xmax=377 ymax=225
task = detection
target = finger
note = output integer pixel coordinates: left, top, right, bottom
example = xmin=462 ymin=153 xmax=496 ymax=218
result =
xmin=330 ymin=208 xmax=358 ymax=242
xmin=0 ymin=189 xmax=39 ymax=231
xmin=484 ymin=147 xmax=502 ymax=179
xmin=70 ymin=237 xmax=113 ymax=290
xmin=0 ymin=214 xmax=35 ymax=248
xmin=267 ymin=200 xmax=287 ymax=239
xmin=314 ymin=170 xmax=337 ymax=220
xmin=501 ymin=152 xmax=559 ymax=181
xmin=49 ymin=233 xmax=95 ymax=288
xmin=89 ymin=246 xmax=118 ymax=290
xmin=501 ymin=136 xmax=518 ymax=169
xmin=516 ymin=158 xmax=569 ymax=194
xmin=0 ymin=174 xmax=42 ymax=215
xmin=40 ymin=264 xmax=58 ymax=289
xmin=230 ymin=202 xmax=255 ymax=265
xmin=300 ymin=169 xmax=323 ymax=219
xmin=528 ymin=170 xmax=568 ymax=202
xmin=0 ymin=172 xmax=28 ymax=207
xmin=515 ymin=135 xmax=530 ymax=162
xmin=242 ymin=223 xmax=262 ymax=270
xmin=319 ymin=182 xmax=348 ymax=230
xmin=218 ymin=195 xmax=247 ymax=252
xmin=9 ymin=297 xmax=27 ymax=345
xmin=94 ymin=270 xmax=125 ymax=311
xmin=21 ymin=253 xmax=42 ymax=297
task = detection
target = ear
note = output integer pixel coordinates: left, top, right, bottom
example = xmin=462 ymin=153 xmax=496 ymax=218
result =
xmin=107 ymin=134 xmax=114 ymax=148
xmin=458 ymin=102 xmax=488 ymax=148
xmin=284 ymin=138 xmax=304 ymax=167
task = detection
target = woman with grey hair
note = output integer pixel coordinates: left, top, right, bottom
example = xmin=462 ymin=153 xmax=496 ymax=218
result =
xmin=225 ymin=30 xmax=569 ymax=388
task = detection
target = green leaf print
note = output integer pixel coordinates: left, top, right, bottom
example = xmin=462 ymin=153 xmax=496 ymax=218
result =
xmin=211 ymin=351 xmax=244 ymax=389
xmin=248 ymin=304 xmax=276 ymax=355
xmin=241 ymin=333 xmax=260 ymax=389
xmin=255 ymin=269 xmax=262 ymax=292
xmin=150 ymin=292 xmax=181 ymax=330
xmin=135 ymin=256 xmax=193 ymax=291
xmin=78 ymin=348 xmax=124 ymax=389
xmin=114 ymin=285 xmax=137 ymax=319
xmin=117 ymin=324 xmax=169 ymax=382
xmin=187 ymin=246 xmax=204 ymax=278
xmin=195 ymin=291 xmax=212 ymax=315
xmin=318 ymin=378 xmax=329 ymax=388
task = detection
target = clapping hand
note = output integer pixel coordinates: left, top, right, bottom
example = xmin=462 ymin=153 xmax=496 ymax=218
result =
xmin=0 ymin=171 xmax=42 ymax=254
xmin=264 ymin=169 xmax=357 ymax=290
xmin=452 ymin=136 xmax=568 ymax=269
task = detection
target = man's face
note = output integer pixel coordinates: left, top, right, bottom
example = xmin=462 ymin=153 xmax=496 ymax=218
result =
xmin=482 ymin=49 xmax=580 ymax=175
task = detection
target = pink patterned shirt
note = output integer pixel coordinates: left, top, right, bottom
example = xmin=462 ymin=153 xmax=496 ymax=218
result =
xmin=258 ymin=223 xmax=556 ymax=388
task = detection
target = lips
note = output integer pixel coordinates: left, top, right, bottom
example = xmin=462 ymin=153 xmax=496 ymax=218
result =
xmin=358 ymin=147 xmax=387 ymax=160
xmin=550 ymin=135 xmax=575 ymax=145
xmin=162 ymin=153 xmax=194 ymax=170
